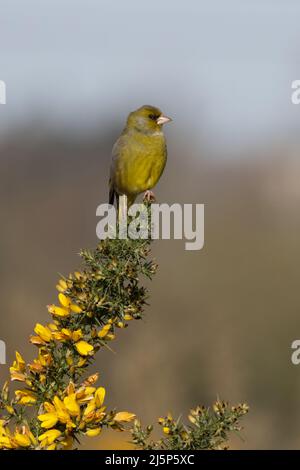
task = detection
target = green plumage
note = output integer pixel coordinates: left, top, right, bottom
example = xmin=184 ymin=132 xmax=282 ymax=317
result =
xmin=109 ymin=105 xmax=171 ymax=207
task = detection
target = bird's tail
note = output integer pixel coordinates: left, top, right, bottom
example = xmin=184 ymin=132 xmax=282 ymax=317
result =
xmin=109 ymin=187 xmax=115 ymax=205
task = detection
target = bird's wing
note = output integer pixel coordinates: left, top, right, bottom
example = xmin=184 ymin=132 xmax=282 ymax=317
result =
xmin=109 ymin=136 xmax=126 ymax=204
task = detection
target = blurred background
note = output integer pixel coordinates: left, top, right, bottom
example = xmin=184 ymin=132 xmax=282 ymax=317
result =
xmin=1 ymin=0 xmax=300 ymax=449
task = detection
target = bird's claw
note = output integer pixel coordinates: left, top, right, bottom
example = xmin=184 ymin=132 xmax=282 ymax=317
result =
xmin=143 ymin=190 xmax=156 ymax=203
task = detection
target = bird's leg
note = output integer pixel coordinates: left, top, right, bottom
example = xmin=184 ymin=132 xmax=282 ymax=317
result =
xmin=118 ymin=194 xmax=127 ymax=239
xmin=143 ymin=190 xmax=156 ymax=203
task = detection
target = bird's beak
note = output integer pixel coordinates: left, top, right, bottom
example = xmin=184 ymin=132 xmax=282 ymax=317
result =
xmin=156 ymin=115 xmax=172 ymax=126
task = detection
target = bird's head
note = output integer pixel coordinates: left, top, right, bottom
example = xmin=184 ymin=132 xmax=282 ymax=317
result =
xmin=127 ymin=105 xmax=172 ymax=134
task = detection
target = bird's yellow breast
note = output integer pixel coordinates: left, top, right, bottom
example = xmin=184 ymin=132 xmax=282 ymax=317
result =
xmin=112 ymin=131 xmax=167 ymax=197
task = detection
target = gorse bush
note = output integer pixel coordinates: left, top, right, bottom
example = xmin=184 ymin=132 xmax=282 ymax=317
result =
xmin=132 ymin=403 xmax=249 ymax=450
xmin=0 ymin=203 xmax=248 ymax=450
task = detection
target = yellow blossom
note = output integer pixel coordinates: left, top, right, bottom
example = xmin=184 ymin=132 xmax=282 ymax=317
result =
xmin=38 ymin=348 xmax=52 ymax=367
xmin=163 ymin=426 xmax=170 ymax=434
xmin=106 ymin=334 xmax=115 ymax=341
xmin=70 ymin=304 xmax=82 ymax=313
xmin=44 ymin=401 xmax=56 ymax=413
xmin=76 ymin=386 xmax=96 ymax=403
xmin=0 ymin=435 xmax=12 ymax=449
xmin=58 ymin=293 xmax=72 ymax=308
xmin=38 ymin=413 xmax=58 ymax=429
xmin=124 ymin=314 xmax=133 ymax=321
xmin=47 ymin=443 xmax=56 ymax=450
xmin=77 ymin=357 xmax=87 ymax=367
xmin=38 ymin=429 xmax=61 ymax=447
xmin=64 ymin=393 xmax=80 ymax=417
xmin=114 ymin=411 xmax=136 ymax=422
xmin=5 ymin=405 xmax=14 ymax=414
xmin=83 ymin=399 xmax=96 ymax=422
xmin=34 ymin=323 xmax=52 ymax=342
xmin=15 ymin=389 xmax=36 ymax=405
xmin=56 ymin=279 xmax=67 ymax=291
xmin=10 ymin=351 xmax=25 ymax=373
xmin=85 ymin=428 xmax=101 ymax=437
xmin=75 ymin=340 xmax=94 ymax=356
xmin=95 ymin=387 xmax=105 ymax=408
xmin=10 ymin=371 xmax=26 ymax=382
xmin=59 ymin=293 xmax=82 ymax=313
xmin=53 ymin=396 xmax=70 ymax=423
xmin=29 ymin=335 xmax=46 ymax=346
xmin=66 ymin=382 xmax=76 ymax=395
xmin=83 ymin=373 xmax=99 ymax=386
xmin=98 ymin=324 xmax=111 ymax=339
xmin=48 ymin=304 xmax=70 ymax=317
xmin=14 ymin=432 xmax=31 ymax=447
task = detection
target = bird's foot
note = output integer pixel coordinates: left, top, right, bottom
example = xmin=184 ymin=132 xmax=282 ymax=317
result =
xmin=143 ymin=190 xmax=156 ymax=203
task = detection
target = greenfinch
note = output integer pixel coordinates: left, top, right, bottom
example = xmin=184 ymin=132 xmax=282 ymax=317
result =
xmin=109 ymin=105 xmax=172 ymax=208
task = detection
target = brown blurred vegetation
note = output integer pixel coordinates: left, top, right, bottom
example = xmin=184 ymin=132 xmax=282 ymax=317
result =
xmin=1 ymin=126 xmax=300 ymax=449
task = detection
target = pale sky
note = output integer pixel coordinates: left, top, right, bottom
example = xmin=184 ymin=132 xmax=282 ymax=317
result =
xmin=1 ymin=0 xmax=300 ymax=151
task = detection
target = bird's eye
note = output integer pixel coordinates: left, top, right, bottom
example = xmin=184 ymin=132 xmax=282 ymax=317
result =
xmin=148 ymin=114 xmax=157 ymax=121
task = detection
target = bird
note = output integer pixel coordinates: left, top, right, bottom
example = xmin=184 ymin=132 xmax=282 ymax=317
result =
xmin=109 ymin=105 xmax=172 ymax=218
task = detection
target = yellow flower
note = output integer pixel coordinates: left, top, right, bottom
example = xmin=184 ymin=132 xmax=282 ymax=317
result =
xmin=72 ymin=329 xmax=83 ymax=341
xmin=163 ymin=426 xmax=170 ymax=434
xmin=77 ymin=357 xmax=87 ymax=367
xmin=106 ymin=334 xmax=115 ymax=341
xmin=48 ymin=304 xmax=70 ymax=317
xmin=14 ymin=432 xmax=31 ymax=447
xmin=44 ymin=401 xmax=56 ymax=413
xmin=38 ymin=429 xmax=61 ymax=447
xmin=76 ymin=386 xmax=96 ymax=403
xmin=64 ymin=328 xmax=83 ymax=342
xmin=34 ymin=323 xmax=52 ymax=342
xmin=85 ymin=428 xmax=101 ymax=437
xmin=83 ymin=373 xmax=99 ymax=386
xmin=114 ymin=411 xmax=136 ymax=422
xmin=58 ymin=293 xmax=72 ymax=308
xmin=75 ymin=340 xmax=94 ymax=356
xmin=38 ymin=413 xmax=58 ymax=429
xmin=10 ymin=351 xmax=25 ymax=373
xmin=0 ymin=435 xmax=12 ymax=449
xmin=15 ymin=389 xmax=36 ymax=405
xmin=98 ymin=324 xmax=111 ymax=339
xmin=10 ymin=351 xmax=26 ymax=381
xmin=83 ymin=399 xmax=96 ymax=422
xmin=53 ymin=396 xmax=70 ymax=423
xmin=10 ymin=371 xmax=26 ymax=382
xmin=29 ymin=335 xmax=46 ymax=345
xmin=5 ymin=405 xmax=14 ymax=414
xmin=48 ymin=293 xmax=82 ymax=318
xmin=38 ymin=348 xmax=52 ymax=367
xmin=47 ymin=443 xmax=56 ymax=450
xmin=59 ymin=293 xmax=82 ymax=313
xmin=64 ymin=393 xmax=80 ymax=417
xmin=124 ymin=314 xmax=133 ymax=321
xmin=56 ymin=279 xmax=68 ymax=292
xmin=70 ymin=304 xmax=82 ymax=313
xmin=95 ymin=387 xmax=106 ymax=408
